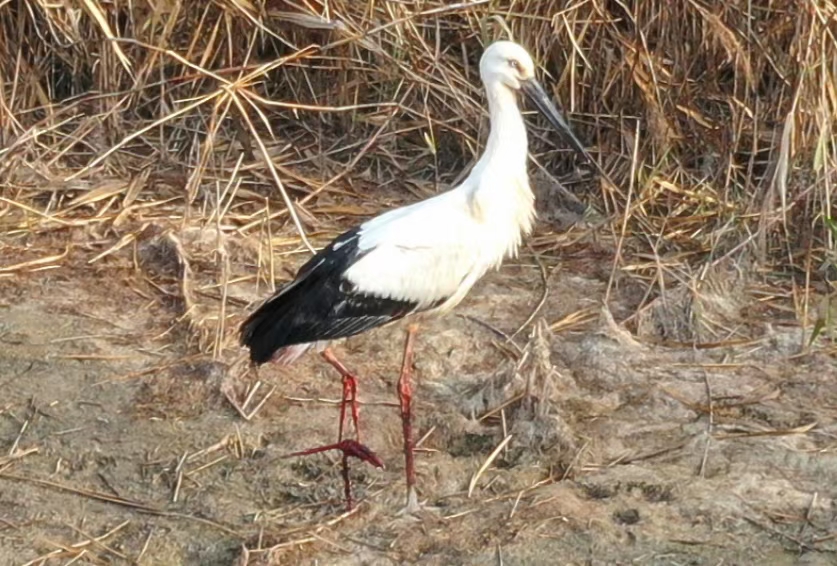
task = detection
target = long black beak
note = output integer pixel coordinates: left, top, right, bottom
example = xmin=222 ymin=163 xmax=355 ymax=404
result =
xmin=520 ymin=78 xmax=594 ymax=165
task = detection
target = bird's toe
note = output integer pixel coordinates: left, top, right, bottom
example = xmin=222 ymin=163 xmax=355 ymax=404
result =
xmin=395 ymin=488 xmax=441 ymax=517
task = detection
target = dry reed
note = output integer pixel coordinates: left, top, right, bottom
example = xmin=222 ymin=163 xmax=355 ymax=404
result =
xmin=0 ymin=0 xmax=835 ymax=352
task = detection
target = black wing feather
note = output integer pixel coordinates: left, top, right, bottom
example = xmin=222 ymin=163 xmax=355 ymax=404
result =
xmin=240 ymin=227 xmax=423 ymax=365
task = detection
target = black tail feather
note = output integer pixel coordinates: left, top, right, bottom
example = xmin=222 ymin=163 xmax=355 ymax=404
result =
xmin=240 ymin=285 xmax=301 ymax=364
xmin=239 ymin=227 xmax=423 ymax=366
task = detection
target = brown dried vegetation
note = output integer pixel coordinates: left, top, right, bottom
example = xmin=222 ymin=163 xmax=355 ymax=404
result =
xmin=1 ymin=0 xmax=837 ymax=563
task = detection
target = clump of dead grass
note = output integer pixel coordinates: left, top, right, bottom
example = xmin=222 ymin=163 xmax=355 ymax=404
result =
xmin=0 ymin=0 xmax=835 ymax=357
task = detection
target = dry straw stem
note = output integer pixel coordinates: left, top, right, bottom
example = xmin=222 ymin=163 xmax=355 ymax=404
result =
xmin=1 ymin=0 xmax=835 ymax=353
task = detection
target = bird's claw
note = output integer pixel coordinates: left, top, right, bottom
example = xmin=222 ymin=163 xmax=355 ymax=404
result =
xmin=399 ymin=487 xmax=421 ymax=516
xmin=285 ymin=439 xmax=384 ymax=469
xmin=337 ymin=439 xmax=385 ymax=468
xmin=395 ymin=487 xmax=440 ymax=518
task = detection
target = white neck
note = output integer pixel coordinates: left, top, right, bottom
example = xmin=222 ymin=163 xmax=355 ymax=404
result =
xmin=468 ymin=81 xmax=528 ymax=181
xmin=457 ymin=78 xmax=535 ymax=263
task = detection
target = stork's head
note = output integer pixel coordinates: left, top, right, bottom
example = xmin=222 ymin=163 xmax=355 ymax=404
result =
xmin=479 ymin=40 xmax=537 ymax=90
xmin=479 ymin=40 xmax=591 ymax=160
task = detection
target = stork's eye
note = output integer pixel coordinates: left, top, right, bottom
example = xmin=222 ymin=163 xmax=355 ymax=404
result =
xmin=508 ymin=59 xmax=522 ymax=73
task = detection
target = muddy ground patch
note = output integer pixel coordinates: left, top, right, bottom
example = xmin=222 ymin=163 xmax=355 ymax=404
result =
xmin=1 ymin=239 xmax=835 ymax=565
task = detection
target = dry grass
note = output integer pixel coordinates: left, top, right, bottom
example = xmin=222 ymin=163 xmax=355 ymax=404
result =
xmin=2 ymin=6 xmax=836 ymax=559
xmin=1 ymin=0 xmax=836 ymax=355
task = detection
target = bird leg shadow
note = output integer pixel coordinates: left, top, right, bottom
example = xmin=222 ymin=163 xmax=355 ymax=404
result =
xmin=284 ymin=348 xmax=384 ymax=511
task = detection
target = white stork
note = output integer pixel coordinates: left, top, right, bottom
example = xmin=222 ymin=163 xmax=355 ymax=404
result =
xmin=241 ymin=40 xmax=595 ymax=512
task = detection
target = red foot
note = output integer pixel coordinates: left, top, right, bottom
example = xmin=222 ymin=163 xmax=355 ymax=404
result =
xmin=285 ymin=439 xmax=384 ymax=469
xmin=303 ymin=349 xmax=380 ymax=511
xmin=285 ymin=439 xmax=384 ymax=511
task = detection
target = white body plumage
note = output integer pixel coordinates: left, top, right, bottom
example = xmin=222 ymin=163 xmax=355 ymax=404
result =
xmin=344 ymin=49 xmax=535 ymax=314
xmin=241 ymin=41 xmax=588 ymax=366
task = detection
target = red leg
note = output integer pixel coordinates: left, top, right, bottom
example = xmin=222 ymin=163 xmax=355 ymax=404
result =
xmin=398 ymin=324 xmax=420 ymax=512
xmin=283 ymin=348 xmax=382 ymax=511
xmin=321 ymin=348 xmax=360 ymax=441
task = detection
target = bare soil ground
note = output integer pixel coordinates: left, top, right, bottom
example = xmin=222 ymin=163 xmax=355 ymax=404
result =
xmin=1 ymin=222 xmax=836 ymax=565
